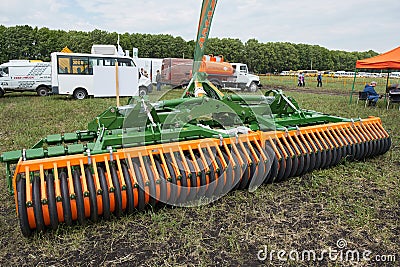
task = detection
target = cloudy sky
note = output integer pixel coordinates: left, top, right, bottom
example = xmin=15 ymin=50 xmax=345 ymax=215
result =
xmin=1 ymin=0 xmax=399 ymax=53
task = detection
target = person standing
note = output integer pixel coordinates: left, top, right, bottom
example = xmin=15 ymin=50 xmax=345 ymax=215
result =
xmin=156 ymin=69 xmax=162 ymax=91
xmin=301 ymin=73 xmax=305 ymax=87
xmin=298 ymin=73 xmax=302 ymax=86
xmin=317 ymin=72 xmax=322 ymax=87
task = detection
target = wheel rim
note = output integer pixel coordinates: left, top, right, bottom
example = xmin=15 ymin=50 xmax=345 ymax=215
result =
xmin=139 ymin=89 xmax=146 ymax=97
xmin=250 ymin=83 xmax=257 ymax=92
xmin=38 ymin=89 xmax=47 ymax=96
xmin=75 ymin=90 xmax=86 ymax=99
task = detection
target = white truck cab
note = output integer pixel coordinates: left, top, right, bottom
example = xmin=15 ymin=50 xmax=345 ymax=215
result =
xmin=0 ymin=60 xmax=51 ymax=97
xmin=228 ymin=63 xmax=261 ymax=92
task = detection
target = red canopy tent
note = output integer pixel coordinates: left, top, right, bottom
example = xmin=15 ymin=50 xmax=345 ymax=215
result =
xmin=350 ymin=46 xmax=400 ymax=103
xmin=356 ymin=46 xmax=400 ymax=69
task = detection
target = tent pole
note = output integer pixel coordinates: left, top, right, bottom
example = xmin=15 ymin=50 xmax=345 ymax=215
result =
xmin=385 ymin=71 xmax=390 ymax=92
xmin=349 ymin=68 xmax=357 ymax=104
xmin=384 ymin=71 xmax=390 ymax=105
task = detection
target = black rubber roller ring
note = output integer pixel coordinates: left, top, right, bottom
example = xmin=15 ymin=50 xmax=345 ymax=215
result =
xmin=17 ymin=178 xmax=33 ymax=236
xmin=46 ymin=173 xmax=59 ymax=230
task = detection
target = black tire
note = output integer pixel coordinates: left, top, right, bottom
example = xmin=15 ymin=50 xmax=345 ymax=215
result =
xmin=139 ymin=86 xmax=147 ymax=97
xmin=46 ymin=174 xmax=59 ymax=230
xmin=32 ymin=175 xmax=45 ymax=232
xmin=59 ymin=172 xmax=73 ymax=226
xmin=248 ymin=81 xmax=258 ymax=92
xmin=36 ymin=86 xmax=48 ymax=96
xmin=17 ymin=178 xmax=33 ymax=236
xmin=73 ymin=88 xmax=88 ymax=100
xmin=0 ymin=88 xmax=4 ymax=97
xmin=72 ymin=169 xmax=85 ymax=225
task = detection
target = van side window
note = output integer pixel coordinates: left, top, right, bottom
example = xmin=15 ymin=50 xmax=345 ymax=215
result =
xmin=71 ymin=57 xmax=89 ymax=75
xmin=117 ymin=58 xmax=134 ymax=67
xmin=58 ymin=56 xmax=71 ymax=74
xmin=104 ymin=58 xmax=116 ymax=66
xmin=0 ymin=67 xmax=9 ymax=76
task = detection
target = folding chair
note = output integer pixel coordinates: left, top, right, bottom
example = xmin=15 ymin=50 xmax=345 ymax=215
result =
xmin=387 ymin=90 xmax=400 ymax=110
xmin=357 ymin=91 xmax=369 ymax=107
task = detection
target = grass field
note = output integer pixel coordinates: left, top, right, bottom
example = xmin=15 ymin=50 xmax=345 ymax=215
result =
xmin=0 ymin=85 xmax=399 ymax=266
xmin=261 ymin=75 xmax=400 ymax=96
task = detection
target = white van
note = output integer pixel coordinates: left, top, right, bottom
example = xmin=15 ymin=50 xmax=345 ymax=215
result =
xmin=0 ymin=60 xmax=51 ymax=97
xmin=390 ymin=72 xmax=400 ymax=79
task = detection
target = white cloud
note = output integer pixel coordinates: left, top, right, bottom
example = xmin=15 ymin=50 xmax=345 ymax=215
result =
xmin=0 ymin=0 xmax=399 ymax=53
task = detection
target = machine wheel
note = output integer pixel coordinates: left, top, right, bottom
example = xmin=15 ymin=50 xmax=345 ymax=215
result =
xmin=110 ymin=163 xmax=123 ymax=218
xmin=97 ymin=167 xmax=111 ymax=220
xmin=195 ymin=156 xmax=207 ymax=199
xmin=264 ymin=145 xmax=278 ymax=184
xmin=72 ymin=169 xmax=85 ymax=225
xmin=32 ymin=176 xmax=45 ymax=232
xmin=73 ymin=88 xmax=88 ymax=100
xmin=175 ymin=153 xmax=188 ymax=205
xmin=46 ymin=174 xmax=59 ymax=230
xmin=237 ymin=148 xmax=250 ymax=190
xmin=154 ymin=158 xmax=168 ymax=205
xmin=36 ymin=86 xmax=49 ymax=96
xmin=59 ymin=172 xmax=73 ymax=226
xmin=139 ymin=86 xmax=147 ymax=97
xmin=85 ymin=168 xmax=98 ymax=222
xmin=185 ymin=158 xmax=198 ymax=201
xmin=164 ymin=154 xmax=179 ymax=205
xmin=143 ymin=156 xmax=157 ymax=207
xmin=132 ymin=159 xmax=146 ymax=210
xmin=0 ymin=88 xmax=4 ymax=97
xmin=121 ymin=162 xmax=135 ymax=214
xmin=212 ymin=153 xmax=225 ymax=198
xmin=248 ymin=82 xmax=258 ymax=92
xmin=17 ymin=178 xmax=32 ymax=236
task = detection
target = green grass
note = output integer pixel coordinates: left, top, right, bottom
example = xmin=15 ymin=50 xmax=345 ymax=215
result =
xmin=261 ymin=75 xmax=400 ymax=95
xmin=0 ymin=86 xmax=399 ymax=266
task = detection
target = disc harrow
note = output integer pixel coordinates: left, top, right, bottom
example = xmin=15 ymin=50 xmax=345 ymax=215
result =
xmin=1 ymin=86 xmax=391 ymax=236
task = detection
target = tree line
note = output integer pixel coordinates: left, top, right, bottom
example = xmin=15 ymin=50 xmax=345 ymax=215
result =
xmin=0 ymin=25 xmax=378 ymax=73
